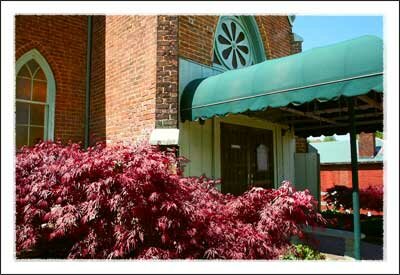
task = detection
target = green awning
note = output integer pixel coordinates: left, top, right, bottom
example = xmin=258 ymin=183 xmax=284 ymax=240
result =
xmin=181 ymin=35 xmax=383 ymax=121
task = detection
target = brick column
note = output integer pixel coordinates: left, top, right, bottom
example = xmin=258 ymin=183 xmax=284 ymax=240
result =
xmin=155 ymin=16 xmax=179 ymax=128
xmin=358 ymin=132 xmax=376 ymax=158
xmin=99 ymin=16 xmax=158 ymax=144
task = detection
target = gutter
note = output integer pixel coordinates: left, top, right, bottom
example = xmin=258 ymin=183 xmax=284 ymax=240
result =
xmin=84 ymin=15 xmax=93 ymax=149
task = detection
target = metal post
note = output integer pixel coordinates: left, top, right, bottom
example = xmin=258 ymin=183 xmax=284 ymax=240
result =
xmin=348 ymin=98 xmax=361 ymax=260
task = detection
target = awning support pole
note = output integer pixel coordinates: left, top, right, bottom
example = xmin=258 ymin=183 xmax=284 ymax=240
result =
xmin=348 ymin=97 xmax=361 ymax=260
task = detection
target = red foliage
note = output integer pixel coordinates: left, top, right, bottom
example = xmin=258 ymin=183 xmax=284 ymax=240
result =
xmin=16 ymin=141 xmax=323 ymax=259
xmin=359 ymin=186 xmax=384 ymax=211
xmin=324 ymin=184 xmax=383 ymax=212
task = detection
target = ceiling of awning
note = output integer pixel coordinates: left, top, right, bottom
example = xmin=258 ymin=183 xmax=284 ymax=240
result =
xmin=241 ymin=91 xmax=383 ymax=137
xmin=180 ymin=35 xmax=384 ymax=136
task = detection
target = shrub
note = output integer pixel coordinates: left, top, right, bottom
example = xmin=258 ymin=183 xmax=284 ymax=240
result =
xmin=359 ymin=186 xmax=383 ymax=212
xmin=16 ymin=141 xmax=323 ymax=259
xmin=281 ymin=244 xmax=325 ymax=260
xmin=323 ymin=185 xmax=383 ymax=212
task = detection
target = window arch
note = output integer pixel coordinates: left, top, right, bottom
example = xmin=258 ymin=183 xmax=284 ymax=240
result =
xmin=15 ymin=49 xmax=56 ymax=148
xmin=213 ymin=16 xmax=266 ymax=71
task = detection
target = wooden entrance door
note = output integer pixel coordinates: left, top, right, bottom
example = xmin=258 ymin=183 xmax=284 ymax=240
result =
xmin=220 ymin=123 xmax=274 ymax=195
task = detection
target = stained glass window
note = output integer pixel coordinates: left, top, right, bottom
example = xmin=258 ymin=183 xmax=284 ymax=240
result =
xmin=16 ymin=59 xmax=48 ymax=148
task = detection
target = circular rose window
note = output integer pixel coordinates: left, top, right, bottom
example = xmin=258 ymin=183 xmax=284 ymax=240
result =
xmin=214 ymin=17 xmax=253 ymax=70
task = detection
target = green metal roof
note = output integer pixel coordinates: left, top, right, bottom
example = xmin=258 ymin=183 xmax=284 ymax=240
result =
xmin=180 ymin=35 xmax=383 ymax=121
xmin=309 ymin=138 xmax=383 ymax=164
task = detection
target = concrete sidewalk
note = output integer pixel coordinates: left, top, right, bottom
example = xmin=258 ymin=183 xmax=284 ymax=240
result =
xmin=308 ymin=234 xmax=383 ymax=260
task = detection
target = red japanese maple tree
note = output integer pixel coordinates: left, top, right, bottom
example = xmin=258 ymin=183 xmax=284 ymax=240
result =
xmin=16 ymin=141 xmax=323 ymax=259
xmin=324 ymin=184 xmax=383 ymax=212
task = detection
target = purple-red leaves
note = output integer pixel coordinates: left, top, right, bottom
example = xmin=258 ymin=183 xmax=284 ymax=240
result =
xmin=324 ymin=184 xmax=383 ymax=211
xmin=16 ymin=141 xmax=322 ymax=259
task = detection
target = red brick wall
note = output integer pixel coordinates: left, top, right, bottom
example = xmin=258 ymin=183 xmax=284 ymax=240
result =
xmin=156 ymin=16 xmax=179 ymax=128
xmin=178 ymin=16 xmax=218 ymax=66
xmin=95 ymin=16 xmax=158 ymax=144
xmin=320 ymin=163 xmax=383 ymax=191
xmin=15 ymin=15 xmax=88 ymax=143
xmin=16 ymin=15 xmax=297 ymax=145
xmin=91 ymin=15 xmax=179 ymax=144
xmin=320 ymin=163 xmax=383 ymax=215
xmin=254 ymin=16 xmax=293 ymax=59
xmin=178 ymin=15 xmax=295 ymax=66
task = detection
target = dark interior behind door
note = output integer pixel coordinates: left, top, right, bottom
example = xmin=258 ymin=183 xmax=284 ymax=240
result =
xmin=220 ymin=123 xmax=274 ymax=195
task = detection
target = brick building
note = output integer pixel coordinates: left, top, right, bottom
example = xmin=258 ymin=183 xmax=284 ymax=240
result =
xmin=15 ymin=15 xmax=383 ymax=195
xmin=309 ymin=133 xmax=383 ymax=213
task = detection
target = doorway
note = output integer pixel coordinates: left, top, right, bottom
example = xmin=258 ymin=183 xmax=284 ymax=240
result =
xmin=220 ymin=123 xmax=274 ymax=195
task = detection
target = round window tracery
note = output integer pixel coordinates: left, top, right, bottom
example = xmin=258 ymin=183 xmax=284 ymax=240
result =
xmin=214 ymin=17 xmax=253 ymax=70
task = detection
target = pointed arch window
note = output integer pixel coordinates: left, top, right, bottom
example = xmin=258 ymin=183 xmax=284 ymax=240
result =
xmin=15 ymin=49 xmax=55 ymax=148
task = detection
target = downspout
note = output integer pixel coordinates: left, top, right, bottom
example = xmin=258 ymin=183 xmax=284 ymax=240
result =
xmin=84 ymin=15 xmax=93 ymax=149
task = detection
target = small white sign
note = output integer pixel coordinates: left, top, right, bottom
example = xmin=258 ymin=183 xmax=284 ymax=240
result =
xmin=149 ymin=128 xmax=179 ymax=145
xmin=231 ymin=144 xmax=241 ymax=149
xmin=256 ymin=144 xmax=269 ymax=171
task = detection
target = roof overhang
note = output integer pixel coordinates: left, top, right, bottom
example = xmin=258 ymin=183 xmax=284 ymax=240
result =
xmin=180 ymin=35 xmax=383 ymax=137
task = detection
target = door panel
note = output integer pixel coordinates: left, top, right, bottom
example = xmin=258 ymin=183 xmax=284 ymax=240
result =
xmin=220 ymin=123 xmax=274 ymax=195
xmin=220 ymin=123 xmax=249 ymax=195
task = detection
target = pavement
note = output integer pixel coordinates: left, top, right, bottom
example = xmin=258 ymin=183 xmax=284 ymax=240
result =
xmin=304 ymin=234 xmax=383 ymax=260
xmin=322 ymin=253 xmax=353 ymax=261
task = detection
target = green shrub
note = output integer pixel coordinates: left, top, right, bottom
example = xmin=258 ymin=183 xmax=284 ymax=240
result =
xmin=281 ymin=244 xmax=325 ymax=260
